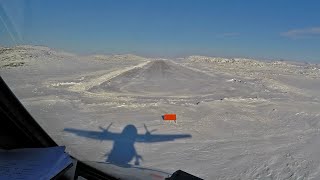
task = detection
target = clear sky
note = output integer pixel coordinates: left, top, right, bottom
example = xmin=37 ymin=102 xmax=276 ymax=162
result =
xmin=1 ymin=0 xmax=320 ymax=61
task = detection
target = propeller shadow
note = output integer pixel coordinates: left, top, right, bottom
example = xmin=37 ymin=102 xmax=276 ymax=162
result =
xmin=64 ymin=123 xmax=191 ymax=167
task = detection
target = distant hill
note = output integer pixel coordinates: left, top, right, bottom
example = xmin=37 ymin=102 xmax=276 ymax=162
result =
xmin=90 ymin=54 xmax=147 ymax=61
xmin=0 ymin=45 xmax=76 ymax=68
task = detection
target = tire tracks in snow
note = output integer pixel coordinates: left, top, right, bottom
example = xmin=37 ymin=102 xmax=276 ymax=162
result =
xmin=68 ymin=61 xmax=150 ymax=92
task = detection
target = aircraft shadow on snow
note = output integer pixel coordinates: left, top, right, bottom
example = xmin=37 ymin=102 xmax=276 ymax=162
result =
xmin=64 ymin=123 xmax=191 ymax=167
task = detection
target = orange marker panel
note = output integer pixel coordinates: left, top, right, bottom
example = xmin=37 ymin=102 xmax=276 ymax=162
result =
xmin=163 ymin=114 xmax=176 ymax=121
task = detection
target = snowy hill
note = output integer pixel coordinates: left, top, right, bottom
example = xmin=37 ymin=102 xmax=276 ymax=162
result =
xmin=0 ymin=45 xmax=76 ymax=68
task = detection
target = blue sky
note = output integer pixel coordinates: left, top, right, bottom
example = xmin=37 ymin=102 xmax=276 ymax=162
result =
xmin=1 ymin=0 xmax=320 ymax=61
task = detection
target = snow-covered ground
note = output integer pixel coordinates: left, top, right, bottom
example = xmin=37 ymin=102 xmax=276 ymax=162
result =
xmin=2 ymin=45 xmax=320 ymax=179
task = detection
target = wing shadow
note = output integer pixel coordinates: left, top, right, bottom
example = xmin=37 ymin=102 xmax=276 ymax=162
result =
xmin=64 ymin=124 xmax=191 ymax=167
